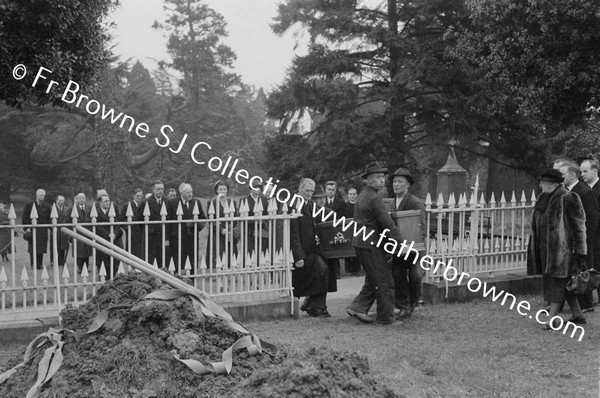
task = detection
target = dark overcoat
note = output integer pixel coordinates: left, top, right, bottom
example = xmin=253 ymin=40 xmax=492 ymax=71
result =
xmin=74 ymin=204 xmax=92 ymax=258
xmin=119 ymin=200 xmax=144 ymax=257
xmin=570 ymin=181 xmax=598 ymax=268
xmin=290 ymin=202 xmax=328 ymax=297
xmin=527 ymin=185 xmax=587 ymax=278
xmin=324 ymin=196 xmax=346 ymax=216
xmin=352 ymin=186 xmax=402 ymax=249
xmin=22 ymin=201 xmax=50 ymax=254
xmin=55 ymin=205 xmax=71 ymax=251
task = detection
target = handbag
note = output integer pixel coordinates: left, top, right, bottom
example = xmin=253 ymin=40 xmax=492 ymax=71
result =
xmin=23 ymin=229 xmax=32 ymax=242
xmin=566 ymin=267 xmax=600 ymax=295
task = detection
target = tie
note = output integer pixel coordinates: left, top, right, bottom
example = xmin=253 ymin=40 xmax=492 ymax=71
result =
xmin=184 ymin=201 xmax=189 ymax=210
xmin=80 ymin=205 xmax=84 ymax=211
xmin=158 ymin=198 xmax=161 ymax=206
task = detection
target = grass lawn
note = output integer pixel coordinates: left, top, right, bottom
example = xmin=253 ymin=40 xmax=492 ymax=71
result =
xmin=244 ymin=281 xmax=599 ymax=398
xmin=1 ymin=278 xmax=598 ymax=397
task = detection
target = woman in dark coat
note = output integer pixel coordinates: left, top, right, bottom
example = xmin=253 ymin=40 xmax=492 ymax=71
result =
xmin=527 ymin=169 xmax=587 ymax=328
xmin=206 ymin=181 xmax=239 ymax=267
xmin=0 ymin=203 xmax=11 ymax=262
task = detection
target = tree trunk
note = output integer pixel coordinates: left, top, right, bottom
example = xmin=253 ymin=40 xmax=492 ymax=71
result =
xmin=387 ymin=0 xmax=406 ymax=168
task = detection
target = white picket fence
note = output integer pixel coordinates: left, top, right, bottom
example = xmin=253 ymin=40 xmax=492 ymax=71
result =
xmin=423 ymin=190 xmax=535 ymax=282
xmin=0 ymin=197 xmax=300 ymax=323
xmin=0 ymin=188 xmax=537 ymax=323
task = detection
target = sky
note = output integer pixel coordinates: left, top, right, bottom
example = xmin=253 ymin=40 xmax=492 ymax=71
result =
xmin=108 ymin=0 xmax=302 ymax=92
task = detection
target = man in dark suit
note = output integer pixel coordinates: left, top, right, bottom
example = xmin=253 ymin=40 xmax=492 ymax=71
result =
xmin=347 ymin=163 xmax=403 ymax=325
xmin=73 ymin=193 xmax=91 ymax=272
xmin=95 ymin=194 xmax=123 ymax=278
xmin=119 ymin=188 xmax=144 ymax=259
xmin=290 ymin=178 xmax=330 ymax=317
xmin=50 ymin=195 xmax=70 ymax=267
xmin=559 ymin=162 xmax=599 ymax=312
xmin=580 ymin=158 xmax=600 ymax=305
xmin=167 ymin=183 xmax=206 ymax=273
xmin=343 ymin=187 xmax=362 ymax=276
xmin=244 ymin=184 xmax=269 ymax=263
xmin=389 ymin=168 xmax=427 ymax=317
xmin=143 ymin=180 xmax=169 ymax=267
xmin=22 ymin=188 xmax=50 ymax=269
xmin=324 ymin=181 xmax=345 ymax=279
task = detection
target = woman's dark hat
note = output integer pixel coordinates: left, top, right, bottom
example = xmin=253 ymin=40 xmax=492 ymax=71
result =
xmin=389 ymin=168 xmax=415 ymax=185
xmin=312 ymin=186 xmax=327 ymax=198
xmin=361 ymin=162 xmax=389 ymax=179
xmin=537 ymin=168 xmax=563 ymax=183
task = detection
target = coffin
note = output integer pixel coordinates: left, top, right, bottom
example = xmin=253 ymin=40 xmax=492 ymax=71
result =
xmin=316 ymin=219 xmax=356 ymax=259
xmin=317 ymin=209 xmax=426 ymax=259
xmin=389 ymin=209 xmax=426 ymax=252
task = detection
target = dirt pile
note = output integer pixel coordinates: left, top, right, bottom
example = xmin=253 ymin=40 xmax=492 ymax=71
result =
xmin=231 ymin=348 xmax=402 ymax=398
xmin=1 ymin=272 xmax=400 ymax=398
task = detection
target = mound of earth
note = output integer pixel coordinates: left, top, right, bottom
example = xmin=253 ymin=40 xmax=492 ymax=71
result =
xmin=0 ymin=272 xmax=400 ymax=398
xmin=231 ymin=347 xmax=402 ymax=398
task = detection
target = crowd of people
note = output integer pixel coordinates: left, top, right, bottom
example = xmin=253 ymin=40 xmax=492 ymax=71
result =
xmin=527 ymin=158 xmax=600 ymax=329
xmin=5 ymin=161 xmax=428 ymax=325
xmin=14 ymin=157 xmax=600 ymax=328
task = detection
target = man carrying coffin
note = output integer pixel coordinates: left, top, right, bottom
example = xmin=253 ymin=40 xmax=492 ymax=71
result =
xmin=389 ymin=168 xmax=426 ymax=318
xmin=347 ymin=163 xmax=403 ymax=325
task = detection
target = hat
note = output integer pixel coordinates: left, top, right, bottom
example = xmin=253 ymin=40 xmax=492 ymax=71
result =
xmin=312 ymin=186 xmax=327 ymax=198
xmin=389 ymin=168 xmax=415 ymax=185
xmin=361 ymin=162 xmax=389 ymax=179
xmin=537 ymin=168 xmax=563 ymax=183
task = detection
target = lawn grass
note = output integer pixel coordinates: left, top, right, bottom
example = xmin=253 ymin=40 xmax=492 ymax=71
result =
xmin=245 ymin=292 xmax=598 ymax=398
xmin=1 ymin=281 xmax=598 ymax=397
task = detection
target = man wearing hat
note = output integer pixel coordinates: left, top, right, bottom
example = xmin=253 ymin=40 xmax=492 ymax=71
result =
xmin=389 ymin=168 xmax=427 ymax=317
xmin=527 ymin=168 xmax=588 ymax=328
xmin=347 ymin=163 xmax=404 ymax=324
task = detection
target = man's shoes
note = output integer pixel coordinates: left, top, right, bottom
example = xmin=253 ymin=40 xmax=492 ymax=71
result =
xmin=567 ymin=315 xmax=587 ymax=325
xmin=300 ymin=299 xmax=310 ymax=312
xmin=582 ymin=307 xmax=594 ymax=314
xmin=347 ymin=308 xmax=373 ymax=324
xmin=307 ymin=308 xmax=331 ymax=318
xmin=542 ymin=319 xmax=562 ymax=330
xmin=394 ymin=308 xmax=411 ymax=320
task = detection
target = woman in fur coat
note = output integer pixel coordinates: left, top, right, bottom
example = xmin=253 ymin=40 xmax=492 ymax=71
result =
xmin=527 ymin=168 xmax=588 ymax=328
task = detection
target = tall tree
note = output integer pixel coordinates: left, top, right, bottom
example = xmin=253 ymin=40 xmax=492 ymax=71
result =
xmin=152 ymin=0 xmax=272 ymax=195
xmin=266 ymin=0 xmax=473 ymax=184
xmin=453 ymin=0 xmax=600 ymax=173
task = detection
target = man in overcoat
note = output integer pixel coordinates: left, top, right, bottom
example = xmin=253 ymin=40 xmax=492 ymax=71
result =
xmin=73 ymin=193 xmax=91 ymax=272
xmin=167 ymin=183 xmax=206 ymax=272
xmin=51 ymin=195 xmax=70 ymax=267
xmin=347 ymin=163 xmax=403 ymax=325
xmin=580 ymin=158 xmax=600 ymax=305
xmin=389 ymin=168 xmax=427 ymax=317
xmin=144 ymin=180 xmax=169 ymax=267
xmin=22 ymin=188 xmax=50 ymax=269
xmin=290 ymin=178 xmax=330 ymax=317
xmin=527 ymin=168 xmax=588 ymax=327
xmin=559 ymin=162 xmax=598 ymax=312
xmin=119 ymin=188 xmax=144 ymax=259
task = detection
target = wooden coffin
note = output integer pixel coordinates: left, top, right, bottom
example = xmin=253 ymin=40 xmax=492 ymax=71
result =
xmin=316 ymin=219 xmax=356 ymax=259
xmin=389 ymin=209 xmax=426 ymax=252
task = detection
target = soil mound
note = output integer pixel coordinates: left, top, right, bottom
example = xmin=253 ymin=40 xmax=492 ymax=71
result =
xmin=1 ymin=272 xmax=400 ymax=397
xmin=231 ymin=347 xmax=402 ymax=398
xmin=0 ymin=272 xmax=283 ymax=397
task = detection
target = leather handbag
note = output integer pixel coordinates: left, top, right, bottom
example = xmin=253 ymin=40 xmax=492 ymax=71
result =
xmin=23 ymin=229 xmax=32 ymax=242
xmin=566 ymin=267 xmax=600 ymax=295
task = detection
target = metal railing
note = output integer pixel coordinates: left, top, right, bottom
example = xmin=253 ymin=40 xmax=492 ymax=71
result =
xmin=0 ymin=197 xmax=300 ymax=322
xmin=423 ymin=190 xmax=535 ymax=282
